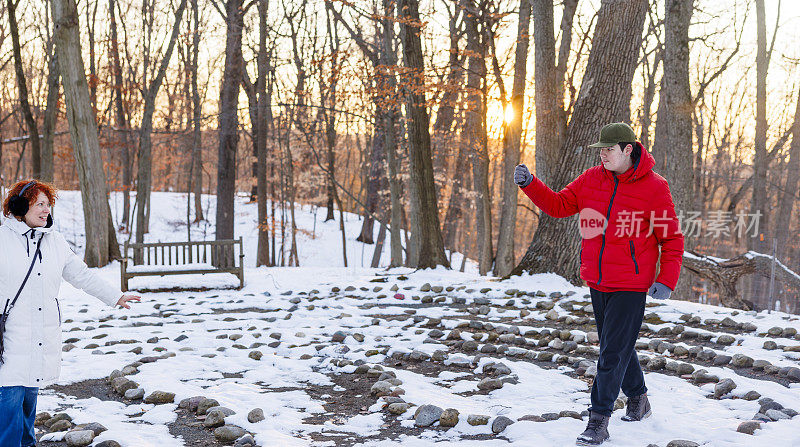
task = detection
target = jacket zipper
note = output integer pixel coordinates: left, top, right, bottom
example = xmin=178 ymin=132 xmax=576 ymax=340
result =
xmin=597 ymin=176 xmax=619 ymax=284
xmin=55 ymin=298 xmax=62 ymax=326
xmin=629 ymin=240 xmax=639 ymax=274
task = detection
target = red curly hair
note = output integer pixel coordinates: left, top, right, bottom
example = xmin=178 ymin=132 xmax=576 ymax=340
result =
xmin=2 ymin=179 xmax=58 ymax=217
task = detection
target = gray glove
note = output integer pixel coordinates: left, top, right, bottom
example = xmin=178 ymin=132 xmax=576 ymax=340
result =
xmin=647 ymin=282 xmax=672 ymax=300
xmin=515 ymin=164 xmax=533 ymax=187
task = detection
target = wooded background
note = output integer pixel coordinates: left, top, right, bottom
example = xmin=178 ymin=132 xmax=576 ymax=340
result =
xmin=2 ymin=0 xmax=799 ymax=313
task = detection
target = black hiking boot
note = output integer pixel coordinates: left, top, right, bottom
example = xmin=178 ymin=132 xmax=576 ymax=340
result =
xmin=576 ymin=411 xmax=610 ymax=446
xmin=621 ymin=393 xmax=651 ymax=422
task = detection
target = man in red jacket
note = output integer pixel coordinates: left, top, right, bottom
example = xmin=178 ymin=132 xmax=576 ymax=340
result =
xmin=514 ymin=122 xmax=684 ymax=445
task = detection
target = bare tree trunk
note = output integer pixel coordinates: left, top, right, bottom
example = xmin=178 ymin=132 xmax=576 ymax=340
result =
xmin=8 ymin=0 xmax=42 ymax=179
xmin=398 ymin=0 xmax=449 ymax=269
xmin=51 ymin=0 xmax=118 ymax=266
xmin=774 ymin=89 xmax=800 ymax=260
xmin=531 ymin=0 xmax=576 ymax=183
xmin=216 ymin=0 xmax=244 ymax=241
xmin=654 ymin=0 xmax=694 ymax=299
xmin=748 ymin=0 xmax=770 ymax=309
xmin=639 ymin=50 xmax=661 ymax=150
xmin=432 ymin=4 xmax=463 ymax=173
xmin=256 ymin=0 xmax=272 ymax=266
xmin=327 ymin=2 xmax=389 ymax=246
xmin=135 ymin=0 xmax=187 ymax=249
xmin=371 ymin=219 xmax=387 ymax=267
xmin=282 ymin=3 xmax=307 ymax=267
xmin=323 ymin=6 xmax=345 ymax=265
xmin=191 ymin=0 xmax=203 ymax=221
xmin=385 ymin=110 xmax=403 ymax=267
xmin=462 ymin=0 xmax=492 ymax=275
xmin=379 ymin=0 xmax=403 ymax=267
xmin=442 ymin=143 xmax=469 ymax=248
xmin=494 ymin=0 xmax=532 ymax=277
xmin=512 ymin=0 xmax=647 ymax=281
xmin=751 ymin=0 xmax=769 ymax=252
xmin=654 ymin=0 xmax=693 ymax=214
xmin=41 ymin=45 xmax=59 ymax=183
xmin=109 ymin=0 xmax=130 ymax=228
xmin=86 ymin=0 xmax=99 ymax=110
xmin=357 ymin=130 xmax=384 ymax=244
xmin=325 ymin=133 xmax=335 ymax=221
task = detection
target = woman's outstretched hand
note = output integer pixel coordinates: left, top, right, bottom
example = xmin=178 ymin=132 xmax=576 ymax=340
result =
xmin=515 ymin=164 xmax=533 ymax=187
xmin=116 ymin=294 xmax=141 ymax=309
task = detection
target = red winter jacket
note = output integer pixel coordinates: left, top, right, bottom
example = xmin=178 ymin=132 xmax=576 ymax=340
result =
xmin=520 ymin=143 xmax=684 ymax=292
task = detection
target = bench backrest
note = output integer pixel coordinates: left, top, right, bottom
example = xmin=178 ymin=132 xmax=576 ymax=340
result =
xmin=124 ymin=239 xmax=243 ymax=269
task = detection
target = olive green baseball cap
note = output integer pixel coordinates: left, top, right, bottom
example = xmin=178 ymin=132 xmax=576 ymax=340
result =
xmin=588 ymin=122 xmax=637 ymax=148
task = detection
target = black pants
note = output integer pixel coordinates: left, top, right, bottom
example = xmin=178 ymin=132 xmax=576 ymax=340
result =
xmin=589 ymin=288 xmax=648 ymax=416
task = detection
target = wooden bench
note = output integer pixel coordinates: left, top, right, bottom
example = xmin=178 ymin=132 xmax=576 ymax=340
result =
xmin=121 ymin=238 xmax=245 ymax=291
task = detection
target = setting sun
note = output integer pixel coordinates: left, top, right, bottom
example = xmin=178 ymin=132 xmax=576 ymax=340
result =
xmin=504 ymin=104 xmax=515 ymax=123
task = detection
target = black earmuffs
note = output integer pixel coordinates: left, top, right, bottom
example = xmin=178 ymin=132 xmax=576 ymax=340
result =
xmin=8 ymin=181 xmax=37 ymax=217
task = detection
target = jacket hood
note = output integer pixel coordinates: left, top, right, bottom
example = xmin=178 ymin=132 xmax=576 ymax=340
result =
xmin=603 ymin=142 xmax=654 ymax=183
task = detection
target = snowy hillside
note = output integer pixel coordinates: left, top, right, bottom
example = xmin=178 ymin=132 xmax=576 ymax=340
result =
xmin=14 ymin=192 xmax=800 ymax=446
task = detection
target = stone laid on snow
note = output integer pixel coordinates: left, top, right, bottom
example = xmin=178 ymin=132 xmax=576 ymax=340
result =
xmin=714 ymin=378 xmax=737 ymax=398
xmin=34 ymin=412 xmax=52 ymax=426
xmin=666 ymin=441 xmax=700 ymax=447
xmin=730 ymin=354 xmax=754 ymax=368
xmin=491 ymin=416 xmax=514 ymax=434
xmin=143 ymin=390 xmax=175 ymax=404
xmin=370 ymin=381 xmax=393 ymax=397
xmin=179 ymin=396 xmax=205 ymax=412
xmin=736 ymin=420 xmax=761 ymax=434
xmin=467 ymin=414 xmax=490 ymax=426
xmin=477 ymin=378 xmax=503 ymax=391
xmin=197 ymin=398 xmax=220 ymax=415
xmin=64 ymin=430 xmax=95 ymax=447
xmin=765 ymin=409 xmax=790 ymax=421
xmin=234 ymin=434 xmax=256 ymax=447
xmin=49 ymin=419 xmax=73 ymax=432
xmin=95 ymin=441 xmax=122 ymax=447
xmin=387 ymin=403 xmax=410 ymax=415
xmin=743 ymin=391 xmax=761 ymax=401
xmin=111 ymin=377 xmax=138 ymax=395
xmin=204 ymin=409 xmax=228 ymax=428
xmin=716 ymin=335 xmax=736 ymax=345
xmin=439 ymin=408 xmax=460 ymax=427
xmin=414 ymin=405 xmax=444 ymax=427
xmin=214 ymin=425 xmax=248 ymax=443
xmin=125 ymin=388 xmax=144 ymax=400
xmin=247 ymin=408 xmax=265 ymax=423
xmin=74 ymin=423 xmax=106 ymax=437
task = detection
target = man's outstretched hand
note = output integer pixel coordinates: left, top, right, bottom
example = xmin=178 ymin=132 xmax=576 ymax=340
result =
xmin=117 ymin=294 xmax=141 ymax=309
xmin=515 ymin=164 xmax=533 ymax=187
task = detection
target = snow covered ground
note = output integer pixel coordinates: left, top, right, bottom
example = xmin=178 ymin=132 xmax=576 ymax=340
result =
xmin=15 ymin=191 xmax=800 ymax=446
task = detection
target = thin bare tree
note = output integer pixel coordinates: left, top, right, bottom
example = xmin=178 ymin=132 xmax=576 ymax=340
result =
xmin=51 ymin=0 xmax=120 ymax=266
xmin=398 ymin=0 xmax=449 ymax=269
xmin=7 ymin=0 xmax=41 ymax=179
xmin=134 ymin=0 xmax=188 ymax=251
xmin=494 ymin=0 xmax=532 ymax=277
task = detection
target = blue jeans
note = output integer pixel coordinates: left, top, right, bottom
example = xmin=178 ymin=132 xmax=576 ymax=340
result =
xmin=588 ymin=289 xmax=648 ymax=416
xmin=0 ymin=386 xmax=38 ymax=447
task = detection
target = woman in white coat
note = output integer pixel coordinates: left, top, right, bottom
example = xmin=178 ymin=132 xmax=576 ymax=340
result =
xmin=0 ymin=179 xmax=140 ymax=447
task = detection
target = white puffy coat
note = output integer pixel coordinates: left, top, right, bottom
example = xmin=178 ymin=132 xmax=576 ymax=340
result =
xmin=0 ymin=216 xmax=121 ymax=387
